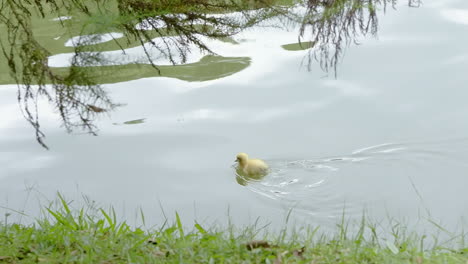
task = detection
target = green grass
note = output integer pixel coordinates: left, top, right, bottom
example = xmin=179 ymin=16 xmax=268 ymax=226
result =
xmin=1 ymin=195 xmax=468 ymax=263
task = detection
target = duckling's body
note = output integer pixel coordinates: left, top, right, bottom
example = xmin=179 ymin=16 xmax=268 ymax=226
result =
xmin=235 ymin=153 xmax=269 ymax=181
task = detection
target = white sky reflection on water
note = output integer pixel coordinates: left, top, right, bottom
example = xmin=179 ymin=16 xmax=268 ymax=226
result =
xmin=64 ymin=32 xmax=125 ymax=47
xmin=49 ymin=28 xmax=304 ymax=68
xmin=440 ymin=8 xmax=468 ymax=25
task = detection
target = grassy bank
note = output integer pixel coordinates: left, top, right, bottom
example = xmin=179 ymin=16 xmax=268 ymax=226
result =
xmin=1 ymin=198 xmax=467 ymax=263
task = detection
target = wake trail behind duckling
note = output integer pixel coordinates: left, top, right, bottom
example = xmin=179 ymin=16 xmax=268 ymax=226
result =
xmin=235 ymin=138 xmax=468 ymax=221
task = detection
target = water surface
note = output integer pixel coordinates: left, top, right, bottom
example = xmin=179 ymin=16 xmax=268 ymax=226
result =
xmin=1 ymin=1 xmax=468 ymax=232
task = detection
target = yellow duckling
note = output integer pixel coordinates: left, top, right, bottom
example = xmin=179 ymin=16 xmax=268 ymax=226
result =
xmin=234 ymin=153 xmax=269 ymax=185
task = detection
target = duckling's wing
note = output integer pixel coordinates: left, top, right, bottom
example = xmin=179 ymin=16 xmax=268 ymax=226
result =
xmin=249 ymin=159 xmax=269 ymax=168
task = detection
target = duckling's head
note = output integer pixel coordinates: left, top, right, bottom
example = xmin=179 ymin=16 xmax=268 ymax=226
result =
xmin=235 ymin=152 xmax=249 ymax=167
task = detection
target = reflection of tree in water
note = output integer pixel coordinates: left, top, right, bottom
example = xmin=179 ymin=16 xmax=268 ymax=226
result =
xmin=298 ymin=0 xmax=421 ymax=74
xmin=0 ymin=0 xmax=272 ymax=148
xmin=0 ymin=2 xmax=113 ymax=149
xmin=0 ymin=0 xmax=421 ymax=148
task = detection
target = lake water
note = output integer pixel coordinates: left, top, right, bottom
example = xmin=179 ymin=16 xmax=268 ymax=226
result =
xmin=1 ymin=0 xmax=468 ymax=233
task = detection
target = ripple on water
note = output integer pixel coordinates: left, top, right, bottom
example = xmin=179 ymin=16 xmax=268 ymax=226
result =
xmin=233 ymin=138 xmax=468 ymax=224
